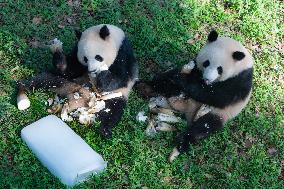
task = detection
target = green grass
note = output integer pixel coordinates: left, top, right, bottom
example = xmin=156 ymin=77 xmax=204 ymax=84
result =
xmin=0 ymin=0 xmax=283 ymax=188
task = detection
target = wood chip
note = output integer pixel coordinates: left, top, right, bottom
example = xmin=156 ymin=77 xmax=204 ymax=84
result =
xmin=267 ymin=147 xmax=277 ymax=155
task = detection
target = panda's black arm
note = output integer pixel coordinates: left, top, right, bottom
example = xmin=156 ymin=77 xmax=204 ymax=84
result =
xmin=149 ymin=69 xmax=185 ymax=97
xmin=179 ymin=68 xmax=253 ymax=108
xmin=96 ymin=97 xmax=127 ymax=138
xmin=17 ymin=72 xmax=87 ymax=97
xmin=96 ymin=70 xmax=129 ymax=92
xmin=96 ymin=37 xmax=138 ymax=92
xmin=177 ymin=113 xmax=224 ymax=153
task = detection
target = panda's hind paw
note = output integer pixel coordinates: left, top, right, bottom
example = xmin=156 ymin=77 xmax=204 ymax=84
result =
xmin=99 ymin=126 xmax=112 ymax=138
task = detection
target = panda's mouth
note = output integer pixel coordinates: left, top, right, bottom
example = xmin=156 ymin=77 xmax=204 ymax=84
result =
xmin=204 ymin=79 xmax=212 ymax=85
xmin=88 ymin=70 xmax=97 ymax=73
xmin=88 ymin=71 xmax=98 ymax=78
xmin=202 ymin=68 xmax=220 ymax=85
xmin=87 ymin=61 xmax=109 ymax=73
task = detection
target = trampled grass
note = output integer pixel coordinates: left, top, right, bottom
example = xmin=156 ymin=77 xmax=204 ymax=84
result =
xmin=0 ymin=0 xmax=283 ymax=188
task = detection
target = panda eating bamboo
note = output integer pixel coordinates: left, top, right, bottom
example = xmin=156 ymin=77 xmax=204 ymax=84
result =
xmin=17 ymin=24 xmax=138 ymax=138
xmin=137 ymin=30 xmax=253 ymax=161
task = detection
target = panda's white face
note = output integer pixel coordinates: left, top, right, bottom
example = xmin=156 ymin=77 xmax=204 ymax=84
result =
xmin=77 ymin=24 xmax=125 ymax=74
xmin=78 ymin=39 xmax=110 ymax=73
xmin=196 ymin=33 xmax=253 ymax=85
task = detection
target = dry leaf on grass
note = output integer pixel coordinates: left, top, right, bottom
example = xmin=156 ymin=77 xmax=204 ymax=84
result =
xmin=244 ymin=139 xmax=253 ymax=148
xmin=163 ymin=176 xmax=173 ymax=183
xmin=66 ymin=17 xmax=72 ymax=24
xmin=58 ymin=24 xmax=65 ymax=29
xmin=277 ymin=41 xmax=284 ymax=51
xmin=187 ymin=33 xmax=202 ymax=45
xmin=187 ymin=39 xmax=195 ymax=45
xmin=267 ymin=147 xmax=277 ymax=155
xmin=29 ymin=39 xmax=40 ymax=48
xmin=32 ymin=16 xmax=42 ymax=24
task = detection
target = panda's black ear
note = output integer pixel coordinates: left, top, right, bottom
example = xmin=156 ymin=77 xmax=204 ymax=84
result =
xmin=208 ymin=30 xmax=218 ymax=42
xmin=232 ymin=51 xmax=245 ymax=61
xmin=99 ymin=25 xmax=110 ymax=40
xmin=75 ymin=29 xmax=82 ymax=40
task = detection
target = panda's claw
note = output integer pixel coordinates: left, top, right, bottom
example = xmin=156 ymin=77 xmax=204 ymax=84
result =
xmin=169 ymin=147 xmax=180 ymax=162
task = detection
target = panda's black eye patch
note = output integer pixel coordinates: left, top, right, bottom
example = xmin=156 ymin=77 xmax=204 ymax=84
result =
xmin=84 ymin=56 xmax=88 ymax=63
xmin=232 ymin=51 xmax=245 ymax=60
xmin=217 ymin=66 xmax=223 ymax=75
xmin=95 ymin=55 xmax=104 ymax=62
xmin=203 ymin=60 xmax=210 ymax=67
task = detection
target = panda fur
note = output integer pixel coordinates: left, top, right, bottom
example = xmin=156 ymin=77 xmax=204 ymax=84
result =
xmin=139 ymin=30 xmax=253 ymax=158
xmin=17 ymin=24 xmax=138 ymax=138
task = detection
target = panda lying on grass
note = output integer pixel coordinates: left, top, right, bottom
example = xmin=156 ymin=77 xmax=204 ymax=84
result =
xmin=17 ymin=24 xmax=138 ymax=138
xmin=137 ymin=30 xmax=253 ymax=161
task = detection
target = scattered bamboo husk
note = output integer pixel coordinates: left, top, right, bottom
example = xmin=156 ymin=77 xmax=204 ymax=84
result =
xmin=156 ymin=113 xmax=181 ymax=123
xmin=143 ymin=96 xmax=181 ymax=136
xmin=145 ymin=119 xmax=157 ymax=136
xmin=150 ymin=107 xmax=175 ymax=115
xmin=155 ymin=122 xmax=177 ymax=131
xmin=136 ymin=111 xmax=148 ymax=122
xmin=194 ymin=104 xmax=211 ymax=121
xmin=46 ymin=90 xmax=121 ymax=125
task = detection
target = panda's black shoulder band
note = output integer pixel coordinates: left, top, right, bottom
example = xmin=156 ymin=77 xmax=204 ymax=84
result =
xmin=181 ymin=68 xmax=253 ymax=108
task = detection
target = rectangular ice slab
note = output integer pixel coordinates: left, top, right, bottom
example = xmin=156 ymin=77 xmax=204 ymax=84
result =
xmin=21 ymin=115 xmax=107 ymax=187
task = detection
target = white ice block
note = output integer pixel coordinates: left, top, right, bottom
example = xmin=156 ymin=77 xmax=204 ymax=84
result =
xmin=21 ymin=115 xmax=107 ymax=187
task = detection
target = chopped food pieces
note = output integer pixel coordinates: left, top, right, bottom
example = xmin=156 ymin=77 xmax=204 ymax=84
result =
xmin=47 ymin=91 xmax=121 ymax=125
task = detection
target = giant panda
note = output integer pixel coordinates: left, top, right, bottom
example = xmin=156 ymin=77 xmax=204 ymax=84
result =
xmin=137 ymin=30 xmax=253 ymax=161
xmin=16 ymin=24 xmax=138 ymax=138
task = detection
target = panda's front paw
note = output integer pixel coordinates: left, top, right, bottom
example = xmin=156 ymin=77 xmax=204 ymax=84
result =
xmin=177 ymin=141 xmax=189 ymax=153
xmin=53 ymin=53 xmax=68 ymax=75
xmin=96 ymin=70 xmax=113 ymax=91
xmin=175 ymin=132 xmax=191 ymax=153
xmin=97 ymin=70 xmax=111 ymax=79
xmin=181 ymin=60 xmax=195 ymax=74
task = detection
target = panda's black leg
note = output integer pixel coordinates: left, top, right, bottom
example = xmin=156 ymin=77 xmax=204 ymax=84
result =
xmin=17 ymin=72 xmax=89 ymax=99
xmin=96 ymin=97 xmax=127 ymax=138
xmin=177 ymin=113 xmax=224 ymax=153
xmin=18 ymin=72 xmax=64 ymax=90
xmin=16 ymin=72 xmax=91 ymax=110
xmin=17 ymin=72 xmax=84 ymax=95
xmin=16 ymin=72 xmax=67 ymax=110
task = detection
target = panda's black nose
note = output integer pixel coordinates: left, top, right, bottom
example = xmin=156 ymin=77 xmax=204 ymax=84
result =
xmin=84 ymin=56 xmax=88 ymax=63
xmin=203 ymin=60 xmax=210 ymax=68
